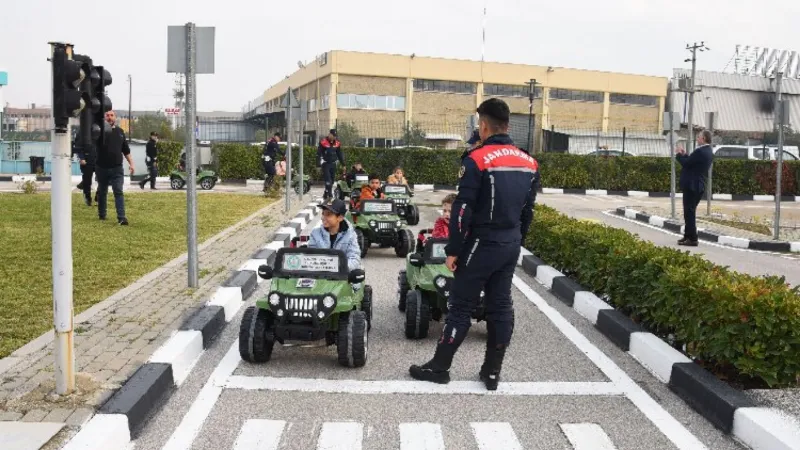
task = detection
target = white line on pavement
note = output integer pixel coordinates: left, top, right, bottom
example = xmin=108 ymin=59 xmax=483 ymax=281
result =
xmin=232 ymin=420 xmax=286 ymax=450
xmin=470 ymin=422 xmax=523 ymax=450
xmin=221 ymin=376 xmax=624 ymax=397
xmin=512 ymin=276 xmax=707 ymax=450
xmin=317 ymin=422 xmax=364 ymax=450
xmin=399 ymin=423 xmax=445 ymax=450
xmin=560 ymin=423 xmax=618 ymax=450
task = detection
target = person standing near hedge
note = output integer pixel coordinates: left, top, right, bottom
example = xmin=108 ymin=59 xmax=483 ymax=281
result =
xmin=676 ymin=129 xmax=714 ymax=246
xmin=318 ymin=129 xmax=345 ymax=200
xmin=409 ymin=98 xmax=538 ymax=391
xmin=262 ymin=132 xmax=283 ymax=192
xmin=139 ymin=132 xmax=159 ymax=190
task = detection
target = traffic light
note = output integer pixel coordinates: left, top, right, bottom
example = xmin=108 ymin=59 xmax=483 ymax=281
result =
xmin=91 ymin=65 xmax=113 ymax=148
xmin=73 ymin=54 xmax=95 ymax=154
xmin=51 ymin=44 xmax=86 ymax=132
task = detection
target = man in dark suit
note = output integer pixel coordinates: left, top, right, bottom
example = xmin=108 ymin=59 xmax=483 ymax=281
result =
xmin=676 ymin=129 xmax=714 ymax=246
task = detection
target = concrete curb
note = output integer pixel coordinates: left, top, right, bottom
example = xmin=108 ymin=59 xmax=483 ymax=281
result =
xmin=541 ymin=187 xmax=800 ymax=202
xmin=614 ymin=207 xmax=800 ymax=253
xmin=62 ymin=198 xmax=321 ymax=447
xmin=519 ymin=254 xmax=800 ymax=449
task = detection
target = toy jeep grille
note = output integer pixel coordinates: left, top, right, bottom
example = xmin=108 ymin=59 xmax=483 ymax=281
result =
xmin=285 ymin=297 xmax=317 ymax=312
xmin=392 ymin=198 xmax=408 ymax=204
xmin=376 ymin=222 xmax=395 ymax=230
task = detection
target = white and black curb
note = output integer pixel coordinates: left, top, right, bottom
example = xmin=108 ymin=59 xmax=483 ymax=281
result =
xmin=542 ymin=187 xmax=800 ymax=202
xmin=63 ymin=199 xmax=322 ymax=448
xmin=614 ymin=207 xmax=800 ymax=253
xmin=519 ymin=254 xmax=800 ymax=449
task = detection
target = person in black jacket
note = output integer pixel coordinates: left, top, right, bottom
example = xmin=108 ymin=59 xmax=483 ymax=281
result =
xmin=676 ymin=129 xmax=714 ymax=246
xmin=318 ymin=129 xmax=345 ymax=200
xmin=139 ymin=132 xmax=159 ymax=190
xmin=96 ymin=110 xmax=135 ymax=225
xmin=409 ymin=98 xmax=538 ymax=391
xmin=262 ymin=133 xmax=283 ymax=192
xmin=75 ymin=140 xmax=97 ymax=206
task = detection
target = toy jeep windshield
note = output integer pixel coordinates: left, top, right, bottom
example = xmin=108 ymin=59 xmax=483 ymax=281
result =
xmin=398 ymin=232 xmax=485 ymax=339
xmin=335 ymin=173 xmax=370 ymax=201
xmin=382 ymin=183 xmax=420 ymax=225
xmin=349 ymin=199 xmax=414 ymax=258
xmin=239 ymin=247 xmax=372 ymax=367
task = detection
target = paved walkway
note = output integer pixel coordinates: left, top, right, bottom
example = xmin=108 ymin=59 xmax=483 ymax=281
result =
xmin=0 ymin=196 xmax=304 ymax=434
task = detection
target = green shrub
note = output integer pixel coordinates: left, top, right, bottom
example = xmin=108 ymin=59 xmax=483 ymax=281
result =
xmin=155 ymin=141 xmax=184 ymax=177
xmin=526 ymin=204 xmax=800 ymax=387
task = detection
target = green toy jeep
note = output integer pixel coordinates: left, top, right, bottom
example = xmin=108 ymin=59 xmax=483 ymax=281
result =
xmin=170 ymin=167 xmax=219 ymax=190
xmin=347 ymin=199 xmax=414 ymax=258
xmin=334 ymin=173 xmax=369 ymax=201
xmin=398 ymin=230 xmax=486 ymax=339
xmin=382 ymin=183 xmax=420 ymax=225
xmin=239 ymin=247 xmax=372 ymax=367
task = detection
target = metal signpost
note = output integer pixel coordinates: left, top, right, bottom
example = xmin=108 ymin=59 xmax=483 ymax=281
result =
xmin=663 ymin=109 xmax=680 ymax=219
xmin=168 ymin=23 xmax=215 ymax=288
xmin=774 ymin=72 xmax=789 ymax=240
xmin=281 ymin=88 xmax=300 ymax=211
xmin=705 ymin=112 xmax=716 ymax=215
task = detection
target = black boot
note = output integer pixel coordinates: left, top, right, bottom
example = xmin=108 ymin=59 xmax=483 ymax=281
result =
xmin=409 ymin=324 xmax=466 ymax=384
xmin=479 ymin=320 xmax=507 ymax=391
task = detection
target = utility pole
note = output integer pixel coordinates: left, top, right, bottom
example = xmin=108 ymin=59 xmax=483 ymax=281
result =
xmin=185 ymin=23 xmax=199 ymax=288
xmin=684 ymin=42 xmax=708 ymax=153
xmin=527 ymin=79 xmax=536 ymax=153
xmin=774 ymin=71 xmax=784 ymax=240
xmin=127 ymin=75 xmax=132 ymax=141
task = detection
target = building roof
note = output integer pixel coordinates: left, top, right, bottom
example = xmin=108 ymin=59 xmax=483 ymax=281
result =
xmin=669 ymin=69 xmax=800 ymax=132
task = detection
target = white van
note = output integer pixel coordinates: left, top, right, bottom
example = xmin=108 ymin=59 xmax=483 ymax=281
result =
xmin=712 ymin=145 xmax=799 ymax=161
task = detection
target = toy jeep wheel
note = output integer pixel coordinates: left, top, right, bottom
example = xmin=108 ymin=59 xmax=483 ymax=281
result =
xmin=406 ymin=205 xmax=420 ymax=225
xmin=170 ymin=177 xmax=184 ymax=190
xmin=362 ymin=285 xmax=373 ymax=331
xmin=355 ymin=228 xmax=369 ymax=257
xmin=395 ymin=229 xmax=413 ymax=258
xmin=334 ymin=185 xmax=344 ymax=200
xmin=337 ymin=311 xmax=368 ymax=367
xmin=200 ymin=177 xmax=215 ymax=190
xmin=397 ymin=271 xmax=409 ymax=312
xmin=239 ymin=306 xmax=275 ymax=363
xmin=405 ymin=290 xmax=431 ymax=339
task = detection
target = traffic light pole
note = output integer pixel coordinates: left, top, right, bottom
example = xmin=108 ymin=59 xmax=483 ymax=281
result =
xmin=49 ymin=42 xmax=76 ymax=395
xmin=185 ymin=23 xmax=199 ymax=288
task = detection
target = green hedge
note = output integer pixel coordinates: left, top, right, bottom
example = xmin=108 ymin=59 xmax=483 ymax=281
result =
xmin=209 ymin=143 xmax=800 ymax=195
xmin=526 ymin=204 xmax=800 ymax=387
xmin=155 ymin=141 xmax=184 ymax=177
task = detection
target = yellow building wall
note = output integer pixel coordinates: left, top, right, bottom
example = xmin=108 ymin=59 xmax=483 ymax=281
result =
xmin=336 ymin=109 xmax=406 ymax=139
xmin=547 ymin=99 xmax=605 ymax=130
xmin=337 ymin=75 xmax=406 ymax=96
xmin=607 ymin=104 xmax=661 ymax=133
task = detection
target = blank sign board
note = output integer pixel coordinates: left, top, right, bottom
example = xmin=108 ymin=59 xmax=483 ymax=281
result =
xmin=167 ymin=26 xmax=215 ymax=74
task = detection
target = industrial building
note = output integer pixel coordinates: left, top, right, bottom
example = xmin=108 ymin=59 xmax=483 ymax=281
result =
xmin=242 ymin=50 xmax=669 ymax=152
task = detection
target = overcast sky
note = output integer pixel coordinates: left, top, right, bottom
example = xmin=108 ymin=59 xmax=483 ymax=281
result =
xmin=1 ymin=0 xmax=797 ymax=113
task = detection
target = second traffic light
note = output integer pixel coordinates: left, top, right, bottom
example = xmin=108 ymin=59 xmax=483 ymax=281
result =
xmin=91 ymin=65 xmax=113 ymax=148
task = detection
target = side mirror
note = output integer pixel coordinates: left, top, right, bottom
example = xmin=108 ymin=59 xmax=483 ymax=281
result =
xmin=409 ymin=254 xmax=424 ymax=267
xmin=348 ymin=268 xmax=366 ymax=284
xmin=258 ymin=265 xmax=273 ymax=280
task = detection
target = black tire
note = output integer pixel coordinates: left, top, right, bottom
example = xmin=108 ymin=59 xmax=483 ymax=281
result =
xmin=303 ymin=181 xmax=311 ymax=194
xmin=334 ymin=185 xmax=344 ymax=200
xmin=238 ymin=306 xmax=275 ymax=363
xmin=404 ymin=290 xmax=431 ymax=339
xmin=200 ymin=177 xmax=215 ymax=190
xmin=407 ymin=205 xmax=420 ymax=226
xmin=395 ymin=228 xmax=413 ymax=258
xmin=397 ymin=271 xmax=409 ymax=312
xmin=355 ymin=228 xmax=369 ymax=258
xmin=337 ymin=311 xmax=368 ymax=367
xmin=362 ymin=285 xmax=373 ymax=331
xmin=170 ymin=177 xmax=184 ymax=190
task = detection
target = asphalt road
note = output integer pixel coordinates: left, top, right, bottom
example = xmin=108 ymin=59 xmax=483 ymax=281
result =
xmin=131 ymin=193 xmax=743 ymax=450
xmin=538 ymin=193 xmax=800 ymax=286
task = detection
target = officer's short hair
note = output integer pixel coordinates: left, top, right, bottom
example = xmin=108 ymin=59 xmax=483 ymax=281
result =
xmin=273 ymin=132 xmax=281 ymax=138
xmin=477 ymin=98 xmax=510 ymax=129
xmin=699 ymin=129 xmax=712 ymax=145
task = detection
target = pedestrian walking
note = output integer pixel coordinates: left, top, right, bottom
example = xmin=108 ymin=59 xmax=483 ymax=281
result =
xmin=139 ymin=132 xmax=159 ymax=190
xmin=676 ymin=129 xmax=714 ymax=246
xmin=318 ymin=129 xmax=345 ymax=200
xmin=75 ymin=137 xmax=97 ymax=206
xmin=95 ymin=110 xmax=135 ymax=225
xmin=409 ymin=98 xmax=538 ymax=391
xmin=263 ymin=132 xmax=283 ymax=192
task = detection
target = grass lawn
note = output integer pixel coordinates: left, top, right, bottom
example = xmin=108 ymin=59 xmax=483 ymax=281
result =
xmin=0 ymin=191 xmax=273 ymax=358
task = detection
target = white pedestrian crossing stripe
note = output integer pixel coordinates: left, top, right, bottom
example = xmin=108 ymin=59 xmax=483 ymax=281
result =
xmin=232 ymin=420 xmax=620 ymax=449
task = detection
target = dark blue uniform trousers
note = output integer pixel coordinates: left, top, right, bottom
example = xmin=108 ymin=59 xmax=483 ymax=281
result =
xmin=440 ymin=239 xmax=520 ymax=359
xmin=322 ymin=162 xmax=336 ymax=198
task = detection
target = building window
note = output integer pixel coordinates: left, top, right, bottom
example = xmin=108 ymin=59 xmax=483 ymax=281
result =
xmin=336 ymin=94 xmax=406 ymax=111
xmin=484 ymin=83 xmax=542 ymax=98
xmin=413 ymin=79 xmax=476 ymax=94
xmin=309 ymin=99 xmax=316 ymax=112
xmin=321 ymin=95 xmax=330 ymax=110
xmin=549 ymin=88 xmax=603 ymax=103
xmin=609 ymin=93 xmax=658 ymax=107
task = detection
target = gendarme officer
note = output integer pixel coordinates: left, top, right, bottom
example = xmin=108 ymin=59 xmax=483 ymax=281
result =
xmin=318 ymin=129 xmax=345 ymax=200
xmin=409 ymin=98 xmax=538 ymax=391
xmin=263 ymin=132 xmax=284 ymax=192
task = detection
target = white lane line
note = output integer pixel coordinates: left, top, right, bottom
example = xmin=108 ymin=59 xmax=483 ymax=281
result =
xmin=161 ymin=338 xmax=242 ymax=450
xmin=232 ymin=420 xmax=286 ymax=450
xmin=222 ymin=376 xmax=624 ymax=397
xmin=317 ymin=422 xmax=363 ymax=450
xmin=560 ymin=423 xmax=618 ymax=450
xmin=399 ymin=423 xmax=445 ymax=450
xmin=512 ymin=276 xmax=707 ymax=450
xmin=470 ymin=422 xmax=523 ymax=450
xmin=602 ymin=210 xmax=800 ymax=259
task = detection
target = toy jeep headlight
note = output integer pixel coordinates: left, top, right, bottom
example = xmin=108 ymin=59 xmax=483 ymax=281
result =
xmin=369 ymin=220 xmax=377 ymax=227
xmin=268 ymin=292 xmax=280 ymax=306
xmin=433 ymin=276 xmax=452 ymax=297
xmin=396 ymin=220 xmax=402 ymax=227
xmin=435 ymin=277 xmax=447 ymax=289
xmin=322 ymin=295 xmax=335 ymax=309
